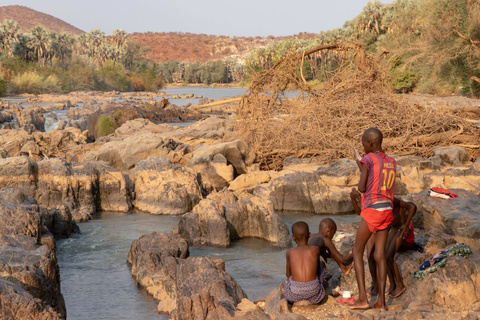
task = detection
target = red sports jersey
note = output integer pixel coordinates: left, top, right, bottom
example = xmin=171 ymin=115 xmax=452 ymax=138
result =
xmin=360 ymin=152 xmax=397 ymax=210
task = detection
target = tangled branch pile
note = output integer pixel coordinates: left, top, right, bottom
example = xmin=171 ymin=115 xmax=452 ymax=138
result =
xmin=236 ymin=43 xmax=479 ymax=169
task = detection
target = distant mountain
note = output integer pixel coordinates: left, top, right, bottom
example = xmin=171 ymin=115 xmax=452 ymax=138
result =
xmin=0 ymin=5 xmax=84 ymax=35
xmin=129 ymin=32 xmax=318 ymax=64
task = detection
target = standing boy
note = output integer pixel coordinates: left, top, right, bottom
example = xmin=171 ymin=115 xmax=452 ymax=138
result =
xmin=285 ymin=221 xmax=325 ymax=304
xmin=350 ymin=127 xmax=396 ymax=311
xmin=308 ymin=218 xmax=354 ymax=275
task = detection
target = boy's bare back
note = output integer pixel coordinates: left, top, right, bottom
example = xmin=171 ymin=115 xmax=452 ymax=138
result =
xmin=286 ymin=245 xmax=320 ymax=282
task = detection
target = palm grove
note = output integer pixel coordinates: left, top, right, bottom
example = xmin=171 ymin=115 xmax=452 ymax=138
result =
xmin=1 ymin=0 xmax=480 ymax=96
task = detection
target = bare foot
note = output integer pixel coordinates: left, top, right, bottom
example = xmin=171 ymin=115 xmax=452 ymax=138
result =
xmin=372 ymin=301 xmax=386 ymax=311
xmin=348 ymin=299 xmax=370 ymax=310
xmin=391 ymin=286 xmax=406 ymax=298
xmin=366 ymin=286 xmax=378 ymax=296
xmin=343 ymin=262 xmax=354 ymax=276
xmin=385 ymin=287 xmax=395 ymax=296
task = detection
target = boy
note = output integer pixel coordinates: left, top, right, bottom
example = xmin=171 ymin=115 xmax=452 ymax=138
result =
xmin=285 ymin=221 xmax=325 ymax=304
xmin=351 ymin=189 xmax=416 ymax=298
xmin=308 ymin=218 xmax=354 ymax=275
xmin=350 ymin=127 xmax=396 ymax=311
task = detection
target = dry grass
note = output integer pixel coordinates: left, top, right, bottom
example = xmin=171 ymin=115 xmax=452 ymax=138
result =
xmin=235 ymin=43 xmax=479 ymax=169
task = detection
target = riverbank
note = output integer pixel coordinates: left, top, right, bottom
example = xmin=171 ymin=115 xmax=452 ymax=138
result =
xmin=0 ymin=89 xmax=479 ymax=319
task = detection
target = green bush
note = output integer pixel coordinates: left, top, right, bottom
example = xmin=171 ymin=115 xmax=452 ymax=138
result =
xmin=96 ymin=115 xmax=117 ymax=137
xmin=392 ymin=70 xmax=418 ymax=93
xmin=98 ymin=62 xmax=133 ymax=91
xmin=0 ymin=79 xmax=6 ymax=96
xmin=10 ymin=71 xmax=60 ymax=94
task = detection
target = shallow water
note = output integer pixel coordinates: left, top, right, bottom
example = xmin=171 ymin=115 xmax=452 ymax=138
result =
xmin=56 ymin=211 xmax=360 ymax=319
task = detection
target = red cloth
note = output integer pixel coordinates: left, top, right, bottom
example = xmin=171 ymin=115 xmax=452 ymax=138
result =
xmin=404 ymin=221 xmax=415 ymax=244
xmin=430 ymin=187 xmax=458 ymax=199
xmin=361 ymin=208 xmax=393 ymax=233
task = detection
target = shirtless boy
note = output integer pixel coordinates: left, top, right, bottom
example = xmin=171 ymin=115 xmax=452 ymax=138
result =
xmin=350 ymin=127 xmax=397 ymax=311
xmin=285 ymin=221 xmax=325 ymax=304
xmin=308 ymin=218 xmax=354 ymax=275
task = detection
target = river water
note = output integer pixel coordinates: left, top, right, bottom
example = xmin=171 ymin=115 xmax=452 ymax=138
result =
xmin=56 ymin=210 xmax=360 ymax=320
xmin=9 ymin=87 xmax=356 ymax=319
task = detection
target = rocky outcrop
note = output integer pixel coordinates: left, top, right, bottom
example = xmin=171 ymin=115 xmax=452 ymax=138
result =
xmin=129 ymin=157 xmax=202 ymax=215
xmin=35 ymin=158 xmax=97 ymax=222
xmin=176 ymin=189 xmax=291 ymax=248
xmin=0 ymin=201 xmax=67 ymax=319
xmin=0 ymin=156 xmax=37 ymax=197
xmin=410 ymin=189 xmax=480 ymax=242
xmin=127 ymin=232 xmax=247 ymax=319
xmin=82 ymin=134 xmax=189 ymax=170
xmin=12 ymin=106 xmax=46 ymax=133
xmin=190 ymin=140 xmax=255 ymax=175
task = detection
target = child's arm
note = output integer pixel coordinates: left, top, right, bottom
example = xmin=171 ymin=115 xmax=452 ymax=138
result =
xmin=357 ymin=163 xmax=368 ymax=193
xmin=396 ymin=199 xmax=417 ymax=239
xmin=324 ymin=238 xmax=353 ymax=267
xmin=286 ymin=250 xmax=292 ymax=281
xmin=350 ymin=188 xmax=362 ymax=215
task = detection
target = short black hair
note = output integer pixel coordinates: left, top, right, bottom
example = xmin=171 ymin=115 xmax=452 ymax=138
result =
xmin=292 ymin=221 xmax=309 ymax=241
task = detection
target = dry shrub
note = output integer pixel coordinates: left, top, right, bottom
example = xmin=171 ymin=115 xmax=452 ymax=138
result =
xmin=236 ymin=43 xmax=479 ymax=169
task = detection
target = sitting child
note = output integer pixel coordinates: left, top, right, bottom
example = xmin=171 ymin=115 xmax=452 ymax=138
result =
xmin=308 ymin=218 xmax=354 ymax=275
xmin=285 ymin=221 xmax=325 ymax=304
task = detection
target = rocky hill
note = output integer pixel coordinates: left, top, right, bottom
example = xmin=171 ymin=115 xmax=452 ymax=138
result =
xmin=0 ymin=5 xmax=84 ymax=34
xmin=129 ymin=32 xmax=317 ymax=64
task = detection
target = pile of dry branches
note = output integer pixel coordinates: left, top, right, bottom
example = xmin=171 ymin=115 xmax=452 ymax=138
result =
xmin=235 ymin=43 xmax=479 ymax=169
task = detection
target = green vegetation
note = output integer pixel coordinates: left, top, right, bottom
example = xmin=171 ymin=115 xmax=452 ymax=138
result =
xmin=0 ymin=22 xmax=163 ymax=95
xmin=95 ymin=115 xmax=117 ymax=137
xmin=246 ymin=0 xmax=480 ymax=96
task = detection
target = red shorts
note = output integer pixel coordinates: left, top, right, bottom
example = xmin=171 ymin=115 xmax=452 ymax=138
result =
xmin=361 ymin=208 xmax=393 ymax=233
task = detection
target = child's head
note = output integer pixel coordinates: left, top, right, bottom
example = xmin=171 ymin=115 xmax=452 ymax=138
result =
xmin=292 ymin=221 xmax=310 ymax=245
xmin=319 ymin=218 xmax=337 ymax=240
xmin=361 ymin=127 xmax=383 ymax=154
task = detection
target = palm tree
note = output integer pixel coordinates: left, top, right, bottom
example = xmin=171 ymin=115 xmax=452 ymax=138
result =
xmin=30 ymin=26 xmax=49 ymax=65
xmin=111 ymin=29 xmax=128 ymax=63
xmin=0 ymin=20 xmax=20 ymax=56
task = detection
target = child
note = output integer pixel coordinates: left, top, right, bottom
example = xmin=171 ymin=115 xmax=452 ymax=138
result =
xmin=351 ymin=189 xmax=416 ymax=298
xmin=350 ymin=127 xmax=396 ymax=311
xmin=285 ymin=221 xmax=325 ymax=304
xmin=308 ymin=218 xmax=354 ymax=275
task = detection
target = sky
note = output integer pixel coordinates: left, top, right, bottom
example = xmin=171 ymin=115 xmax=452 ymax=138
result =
xmin=2 ymin=0 xmax=394 ymax=37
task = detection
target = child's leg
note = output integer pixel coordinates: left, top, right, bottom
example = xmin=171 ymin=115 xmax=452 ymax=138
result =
xmin=391 ymin=235 xmax=406 ymax=298
xmin=385 ymin=228 xmax=400 ymax=295
xmin=366 ymin=235 xmax=377 ymax=295
xmin=372 ymin=227 xmax=389 ymax=311
xmin=349 ymin=219 xmax=372 ymax=309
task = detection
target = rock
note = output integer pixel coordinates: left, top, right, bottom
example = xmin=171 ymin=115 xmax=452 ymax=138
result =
xmin=276 ymin=314 xmax=308 ymax=320
xmin=0 ymin=156 xmax=37 ymax=197
xmin=407 ymin=300 xmax=433 ymax=312
xmin=114 ymin=118 xmax=177 ymax=136
xmin=82 ymin=161 xmax=131 ymax=212
xmin=264 ymin=284 xmax=290 ymax=317
xmin=13 ymin=106 xmax=45 ymax=132
xmin=177 ymin=198 xmax=231 ymax=247
xmin=40 ymin=206 xmax=79 ymax=238
xmin=233 ymin=310 xmax=272 ymax=320
xmin=229 ymin=171 xmax=274 ymax=193
xmin=0 ymin=203 xmax=42 ymax=242
xmin=190 ymin=140 xmax=255 ymax=175
xmin=212 ymin=153 xmax=235 ymax=182
xmin=35 ymin=158 xmax=97 ymax=222
xmin=227 ymin=194 xmax=292 ymax=248
xmin=401 ymin=311 xmax=424 ymax=320
xmin=18 ymin=140 xmax=42 ymax=161
xmin=433 ymin=146 xmax=469 ymax=166
xmin=127 ymin=232 xmax=246 ymax=319
xmin=191 ymin=162 xmax=230 ymax=193
xmin=0 ymin=187 xmax=35 ymax=206
xmin=177 ymin=190 xmax=291 ymax=248
xmin=410 ymin=189 xmax=480 ymax=240
xmin=130 ymin=157 xmax=202 ymax=215
xmin=0 ymin=233 xmax=65 ymax=317
xmin=82 ymin=134 xmax=188 ymax=170
xmin=236 ymin=298 xmax=262 ymax=312
xmin=0 ymin=278 xmax=63 ymax=320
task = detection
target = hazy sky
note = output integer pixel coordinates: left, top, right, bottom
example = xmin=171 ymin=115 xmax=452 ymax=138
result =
xmin=2 ymin=0 xmax=394 ymax=37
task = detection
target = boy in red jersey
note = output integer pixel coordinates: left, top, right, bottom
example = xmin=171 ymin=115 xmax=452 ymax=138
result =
xmin=350 ymin=127 xmax=396 ymax=311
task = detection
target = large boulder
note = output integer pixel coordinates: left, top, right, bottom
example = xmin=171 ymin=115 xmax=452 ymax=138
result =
xmin=82 ymin=161 xmax=131 ymax=212
xmin=82 ymin=133 xmax=189 ymax=170
xmin=190 ymin=140 xmax=255 ymax=175
xmin=409 ymin=189 xmax=480 ymax=242
xmin=129 ymin=157 xmax=202 ymax=215
xmin=0 ymin=203 xmax=41 ymax=242
xmin=0 ymin=278 xmax=63 ymax=320
xmin=127 ymin=232 xmax=246 ymax=319
xmin=0 ymin=156 xmax=37 ymax=197
xmin=0 ymin=129 xmax=33 ymax=157
xmin=176 ymin=189 xmax=291 ymax=248
xmin=432 ymin=145 xmax=469 ymax=166
xmin=12 ymin=106 xmax=45 ymax=132
xmin=35 ymin=158 xmax=97 ymax=222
